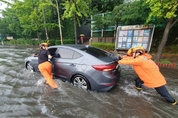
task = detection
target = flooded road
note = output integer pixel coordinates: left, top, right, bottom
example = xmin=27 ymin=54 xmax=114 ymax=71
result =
xmin=0 ymin=45 xmax=178 ymax=118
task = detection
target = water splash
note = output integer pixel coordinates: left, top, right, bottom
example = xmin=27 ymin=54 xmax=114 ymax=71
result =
xmin=36 ymin=78 xmax=45 ymax=86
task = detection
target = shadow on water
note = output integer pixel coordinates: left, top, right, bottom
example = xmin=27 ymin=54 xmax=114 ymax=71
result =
xmin=0 ymin=45 xmax=178 ymax=118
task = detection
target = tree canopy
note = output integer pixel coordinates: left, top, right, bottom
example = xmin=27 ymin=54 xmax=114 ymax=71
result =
xmin=0 ymin=0 xmax=178 ymax=61
xmin=146 ymin=0 xmax=178 ymax=61
xmin=62 ymin=0 xmax=91 ymax=44
xmin=112 ymin=0 xmax=150 ymax=25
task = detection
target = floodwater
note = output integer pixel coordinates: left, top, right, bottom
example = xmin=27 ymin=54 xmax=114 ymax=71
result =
xmin=0 ymin=45 xmax=178 ymax=118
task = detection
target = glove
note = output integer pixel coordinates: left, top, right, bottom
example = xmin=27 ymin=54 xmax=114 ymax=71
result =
xmin=118 ymin=56 xmax=122 ymax=60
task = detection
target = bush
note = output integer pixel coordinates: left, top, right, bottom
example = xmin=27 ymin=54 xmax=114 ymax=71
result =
xmin=91 ymin=42 xmax=115 ymax=50
xmin=55 ymin=40 xmax=61 ymax=45
xmin=49 ymin=40 xmax=56 ymax=45
xmin=55 ymin=39 xmax=75 ymax=45
xmin=150 ymin=45 xmax=178 ymax=54
xmin=63 ymin=39 xmax=75 ymax=44
xmin=160 ymin=59 xmax=171 ymax=64
xmin=9 ymin=39 xmax=16 ymax=44
xmin=163 ymin=45 xmax=178 ymax=53
xmin=4 ymin=38 xmax=75 ymax=46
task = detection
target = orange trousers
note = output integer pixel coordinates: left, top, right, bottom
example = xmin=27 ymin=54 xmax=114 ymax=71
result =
xmin=38 ymin=61 xmax=58 ymax=89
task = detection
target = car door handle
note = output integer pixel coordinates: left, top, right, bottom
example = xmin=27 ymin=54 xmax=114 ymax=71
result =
xmin=70 ymin=63 xmax=76 ymax=67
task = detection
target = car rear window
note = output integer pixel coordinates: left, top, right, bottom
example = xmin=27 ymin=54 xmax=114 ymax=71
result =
xmin=80 ymin=47 xmax=115 ymax=62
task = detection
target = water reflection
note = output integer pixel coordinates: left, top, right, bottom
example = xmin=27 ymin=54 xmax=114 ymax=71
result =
xmin=0 ymin=45 xmax=177 ymax=117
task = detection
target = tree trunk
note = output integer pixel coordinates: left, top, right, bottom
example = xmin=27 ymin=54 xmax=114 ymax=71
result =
xmin=42 ymin=9 xmax=49 ymax=40
xmin=55 ymin=0 xmax=63 ymax=45
xmin=37 ymin=30 xmax=41 ymax=45
xmin=74 ymin=14 xmax=77 ymax=44
xmin=154 ymin=18 xmax=173 ymax=62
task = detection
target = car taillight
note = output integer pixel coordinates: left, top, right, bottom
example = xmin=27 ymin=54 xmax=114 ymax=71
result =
xmin=92 ymin=64 xmax=117 ymax=71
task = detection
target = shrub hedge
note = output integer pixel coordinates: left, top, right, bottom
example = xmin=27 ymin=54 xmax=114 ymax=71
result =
xmin=4 ymin=39 xmax=75 ymax=46
xmin=3 ymin=39 xmax=178 ymax=54
xmin=91 ymin=42 xmax=115 ymax=51
xmin=91 ymin=43 xmax=178 ymax=54
xmin=163 ymin=45 xmax=178 ymax=53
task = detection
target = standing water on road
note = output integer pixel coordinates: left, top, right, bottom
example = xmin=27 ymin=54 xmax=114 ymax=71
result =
xmin=0 ymin=45 xmax=178 ymax=118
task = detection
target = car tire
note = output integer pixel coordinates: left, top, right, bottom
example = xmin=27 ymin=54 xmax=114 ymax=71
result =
xmin=72 ymin=75 xmax=90 ymax=90
xmin=26 ymin=62 xmax=35 ymax=72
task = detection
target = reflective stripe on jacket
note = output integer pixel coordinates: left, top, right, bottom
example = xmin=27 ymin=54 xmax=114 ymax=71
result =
xmin=118 ymin=54 xmax=166 ymax=88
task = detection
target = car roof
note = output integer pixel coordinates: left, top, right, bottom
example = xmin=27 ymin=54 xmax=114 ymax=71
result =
xmin=49 ymin=44 xmax=118 ymax=63
xmin=49 ymin=44 xmax=89 ymax=50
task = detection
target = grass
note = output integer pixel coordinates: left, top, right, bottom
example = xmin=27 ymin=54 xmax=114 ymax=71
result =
xmin=159 ymin=59 xmax=171 ymax=64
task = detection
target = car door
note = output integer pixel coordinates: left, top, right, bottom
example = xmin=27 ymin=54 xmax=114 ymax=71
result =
xmin=52 ymin=47 xmax=83 ymax=80
xmin=31 ymin=57 xmax=39 ymax=71
xmin=48 ymin=47 xmax=58 ymax=73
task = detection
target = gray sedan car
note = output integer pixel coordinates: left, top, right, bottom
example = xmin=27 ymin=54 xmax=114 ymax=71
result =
xmin=25 ymin=44 xmax=120 ymax=92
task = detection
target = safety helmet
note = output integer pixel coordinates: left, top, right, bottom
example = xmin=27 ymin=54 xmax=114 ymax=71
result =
xmin=127 ymin=46 xmax=145 ymax=56
xmin=132 ymin=46 xmax=145 ymax=54
xmin=127 ymin=48 xmax=133 ymax=56
xmin=40 ymin=43 xmax=49 ymax=47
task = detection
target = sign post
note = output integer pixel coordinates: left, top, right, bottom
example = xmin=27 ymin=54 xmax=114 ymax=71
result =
xmin=115 ymin=24 xmax=155 ymax=53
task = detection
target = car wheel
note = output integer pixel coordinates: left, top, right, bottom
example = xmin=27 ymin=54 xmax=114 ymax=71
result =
xmin=72 ymin=75 xmax=90 ymax=90
xmin=26 ymin=62 xmax=35 ymax=72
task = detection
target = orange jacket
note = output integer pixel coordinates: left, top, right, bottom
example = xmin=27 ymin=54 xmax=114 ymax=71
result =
xmin=118 ymin=54 xmax=166 ymax=88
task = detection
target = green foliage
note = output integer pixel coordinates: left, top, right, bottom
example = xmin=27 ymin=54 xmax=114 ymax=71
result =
xmin=146 ymin=0 xmax=178 ymax=23
xmin=49 ymin=39 xmax=56 ymax=45
xmin=163 ymin=45 xmax=178 ymax=54
xmin=1 ymin=0 xmax=178 ymax=53
xmin=112 ymin=0 xmax=150 ymax=25
xmin=8 ymin=39 xmax=16 ymax=44
xmin=62 ymin=0 xmax=91 ymax=17
xmin=90 ymin=0 xmax=123 ymax=13
xmin=92 ymin=12 xmax=114 ymax=30
xmin=5 ymin=39 xmax=75 ymax=45
xmin=55 ymin=40 xmax=61 ymax=45
xmin=50 ymin=39 xmax=75 ymax=45
xmin=63 ymin=39 xmax=75 ymax=44
xmin=8 ymin=39 xmax=38 ymax=45
xmin=160 ymin=59 xmax=171 ymax=64
xmin=62 ymin=19 xmax=74 ymax=38
xmin=62 ymin=0 xmax=91 ymax=26
xmin=1 ymin=8 xmax=23 ymax=36
xmin=0 ymin=0 xmax=58 ymax=39
xmin=91 ymin=42 xmax=115 ymax=50
xmin=43 ymin=39 xmax=75 ymax=45
xmin=146 ymin=0 xmax=178 ymax=62
xmin=150 ymin=45 xmax=178 ymax=54
xmin=61 ymin=0 xmax=92 ymax=44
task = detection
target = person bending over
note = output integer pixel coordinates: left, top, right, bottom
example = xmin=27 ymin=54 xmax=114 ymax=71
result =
xmin=38 ymin=43 xmax=58 ymax=89
xmin=118 ymin=46 xmax=177 ymax=105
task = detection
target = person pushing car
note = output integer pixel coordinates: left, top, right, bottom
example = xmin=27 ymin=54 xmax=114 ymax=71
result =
xmin=38 ymin=43 xmax=58 ymax=89
xmin=118 ymin=46 xmax=177 ymax=105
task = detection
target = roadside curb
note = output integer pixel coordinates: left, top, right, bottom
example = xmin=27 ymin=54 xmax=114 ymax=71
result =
xmin=156 ymin=62 xmax=177 ymax=68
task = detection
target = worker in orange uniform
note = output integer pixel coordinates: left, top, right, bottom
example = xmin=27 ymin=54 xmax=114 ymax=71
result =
xmin=118 ymin=46 xmax=177 ymax=105
xmin=38 ymin=43 xmax=58 ymax=89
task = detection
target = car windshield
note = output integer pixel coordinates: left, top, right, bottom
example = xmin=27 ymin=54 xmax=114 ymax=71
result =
xmin=80 ymin=47 xmax=115 ymax=62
